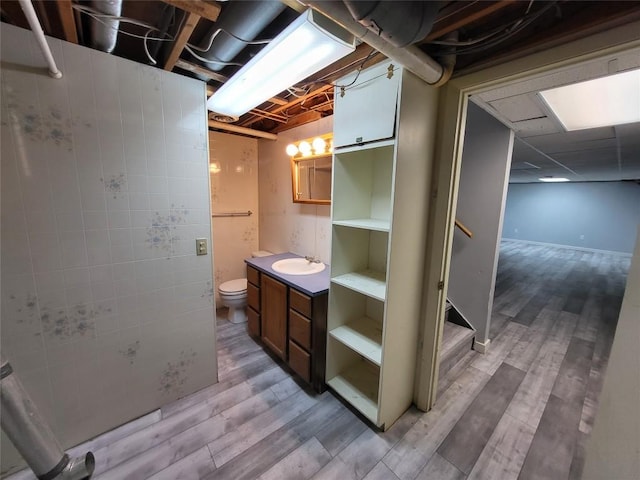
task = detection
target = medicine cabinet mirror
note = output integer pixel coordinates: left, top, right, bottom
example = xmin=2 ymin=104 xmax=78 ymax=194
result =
xmin=288 ymin=133 xmax=332 ymax=205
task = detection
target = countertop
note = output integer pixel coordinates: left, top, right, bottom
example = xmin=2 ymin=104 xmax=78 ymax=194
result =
xmin=245 ymin=252 xmax=330 ymax=297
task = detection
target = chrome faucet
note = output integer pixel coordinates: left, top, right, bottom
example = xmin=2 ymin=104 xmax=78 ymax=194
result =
xmin=304 ymin=255 xmax=321 ymax=263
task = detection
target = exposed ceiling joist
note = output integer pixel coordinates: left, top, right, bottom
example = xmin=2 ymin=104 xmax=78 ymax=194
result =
xmin=54 ymin=0 xmax=77 ymax=44
xmin=161 ymin=0 xmax=221 ymax=23
xmin=165 ymin=12 xmax=201 ymax=71
xmin=241 ymin=84 xmax=333 ymax=128
xmin=422 ymin=0 xmax=518 ymax=43
xmin=271 ymin=110 xmax=323 ymax=133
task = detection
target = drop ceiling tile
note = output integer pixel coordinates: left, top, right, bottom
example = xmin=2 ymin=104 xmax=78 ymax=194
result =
xmin=488 ymin=93 xmax=546 ymax=123
xmin=513 ymin=117 xmax=560 ymax=137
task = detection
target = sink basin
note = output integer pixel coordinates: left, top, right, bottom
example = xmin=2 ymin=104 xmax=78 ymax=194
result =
xmin=271 ymin=258 xmax=326 ymax=276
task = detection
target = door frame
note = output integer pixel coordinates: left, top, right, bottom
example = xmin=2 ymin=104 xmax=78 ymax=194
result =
xmin=415 ymin=20 xmax=640 ymax=410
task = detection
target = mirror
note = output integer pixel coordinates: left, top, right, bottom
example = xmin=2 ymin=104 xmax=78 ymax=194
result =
xmin=287 ymin=133 xmax=333 ymax=205
xmin=291 ymin=155 xmax=332 ymax=204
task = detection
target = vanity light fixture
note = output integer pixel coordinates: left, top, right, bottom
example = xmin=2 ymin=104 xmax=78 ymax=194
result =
xmin=286 ymin=133 xmax=333 ymax=159
xmin=206 ymin=9 xmax=355 ymax=119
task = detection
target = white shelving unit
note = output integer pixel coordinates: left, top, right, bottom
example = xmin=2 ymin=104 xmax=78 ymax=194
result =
xmin=326 ymin=62 xmax=439 ymax=429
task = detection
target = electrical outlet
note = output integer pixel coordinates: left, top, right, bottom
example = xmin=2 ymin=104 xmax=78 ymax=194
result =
xmin=196 ymin=238 xmax=207 ymax=256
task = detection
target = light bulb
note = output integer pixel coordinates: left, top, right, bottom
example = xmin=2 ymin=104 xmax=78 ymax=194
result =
xmin=286 ymin=144 xmax=299 ymax=156
xmin=299 ymin=141 xmax=312 ymax=156
xmin=312 ymin=137 xmax=326 ymax=154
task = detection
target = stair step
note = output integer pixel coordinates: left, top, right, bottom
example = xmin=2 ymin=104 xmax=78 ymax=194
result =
xmin=437 ymin=320 xmax=476 ymax=398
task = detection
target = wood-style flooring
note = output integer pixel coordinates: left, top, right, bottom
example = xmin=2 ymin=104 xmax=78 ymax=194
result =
xmin=7 ymin=242 xmax=630 ymax=480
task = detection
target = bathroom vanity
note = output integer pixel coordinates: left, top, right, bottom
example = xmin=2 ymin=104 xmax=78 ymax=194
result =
xmin=245 ymin=253 xmax=329 ymax=393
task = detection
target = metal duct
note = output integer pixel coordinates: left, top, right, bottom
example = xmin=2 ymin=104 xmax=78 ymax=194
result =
xmin=343 ymin=0 xmax=440 ymax=48
xmin=299 ymin=0 xmax=446 ymax=85
xmin=89 ymin=0 xmax=122 ymax=53
xmin=1 ymin=356 xmax=95 ymax=480
xmin=195 ymin=0 xmax=286 ymax=72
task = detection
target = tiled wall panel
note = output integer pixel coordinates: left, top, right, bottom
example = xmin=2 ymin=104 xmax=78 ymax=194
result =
xmin=0 ymin=24 xmax=216 ymax=475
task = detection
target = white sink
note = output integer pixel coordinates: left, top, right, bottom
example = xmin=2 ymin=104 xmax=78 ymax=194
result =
xmin=271 ymin=258 xmax=326 ymax=276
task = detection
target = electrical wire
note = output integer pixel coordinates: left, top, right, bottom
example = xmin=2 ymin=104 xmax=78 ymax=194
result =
xmin=183 ymin=45 xmax=244 ymax=67
xmin=428 ymin=1 xmax=558 ymax=56
xmin=187 ymin=28 xmax=273 ymax=53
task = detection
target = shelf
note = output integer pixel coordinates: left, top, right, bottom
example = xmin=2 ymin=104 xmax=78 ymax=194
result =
xmin=331 ymin=270 xmax=386 ymax=301
xmin=327 ymin=361 xmax=379 ymax=423
xmin=333 ymin=138 xmax=396 ymax=154
xmin=329 ymin=317 xmax=383 ymax=365
xmin=332 ymin=219 xmax=390 ymax=232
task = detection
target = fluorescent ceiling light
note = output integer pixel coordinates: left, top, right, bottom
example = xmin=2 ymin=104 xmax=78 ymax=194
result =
xmin=539 ymin=177 xmax=570 ymax=182
xmin=207 ymin=9 xmax=355 ymax=119
xmin=539 ymin=68 xmax=640 ymax=131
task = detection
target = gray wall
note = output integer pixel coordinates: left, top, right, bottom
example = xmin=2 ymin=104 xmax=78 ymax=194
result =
xmin=583 ymin=226 xmax=640 ymax=479
xmin=503 ymin=182 xmax=640 ymax=254
xmin=448 ymin=103 xmax=514 ymax=345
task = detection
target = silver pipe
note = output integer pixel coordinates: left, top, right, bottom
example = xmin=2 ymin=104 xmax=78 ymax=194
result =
xmin=89 ymin=0 xmax=123 ymax=53
xmin=0 ymin=355 xmax=95 ymax=480
xmin=17 ymin=0 xmax=62 ymax=78
xmin=298 ymin=1 xmax=445 ymax=85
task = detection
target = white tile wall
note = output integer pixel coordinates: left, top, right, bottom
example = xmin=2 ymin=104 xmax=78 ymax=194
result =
xmin=258 ymin=117 xmax=333 ymax=264
xmin=0 ymin=24 xmax=216 ymax=475
xmin=208 ymin=132 xmax=259 ymax=302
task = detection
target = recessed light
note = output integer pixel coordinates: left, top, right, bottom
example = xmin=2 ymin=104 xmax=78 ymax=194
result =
xmin=539 ymin=68 xmax=640 ymax=131
xmin=539 ymin=177 xmax=570 ymax=182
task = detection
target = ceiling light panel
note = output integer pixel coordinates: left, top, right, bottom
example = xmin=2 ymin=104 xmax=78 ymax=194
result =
xmin=539 ymin=68 xmax=640 ymax=131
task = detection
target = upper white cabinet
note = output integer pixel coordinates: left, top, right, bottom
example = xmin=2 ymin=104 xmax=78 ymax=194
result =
xmin=333 ymin=64 xmax=401 ymax=148
xmin=327 ymin=62 xmax=439 ymax=430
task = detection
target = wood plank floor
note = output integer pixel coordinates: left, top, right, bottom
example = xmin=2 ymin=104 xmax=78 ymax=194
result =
xmin=7 ymin=242 xmax=630 ymax=480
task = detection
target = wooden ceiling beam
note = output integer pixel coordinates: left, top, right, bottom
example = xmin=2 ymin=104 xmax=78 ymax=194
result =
xmin=165 ymin=12 xmax=201 ymax=71
xmin=161 ymin=0 xmax=221 ymax=23
xmin=422 ymin=0 xmax=518 ymax=42
xmin=240 ymin=84 xmax=333 ymax=128
xmin=175 ymin=59 xmax=228 ymax=82
xmin=271 ymin=110 xmax=323 ymax=133
xmin=54 ymin=0 xmax=78 ymax=44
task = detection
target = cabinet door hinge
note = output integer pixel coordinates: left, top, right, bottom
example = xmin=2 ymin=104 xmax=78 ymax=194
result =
xmin=437 ymin=281 xmax=445 ymax=290
xmin=387 ymin=64 xmax=394 ymax=79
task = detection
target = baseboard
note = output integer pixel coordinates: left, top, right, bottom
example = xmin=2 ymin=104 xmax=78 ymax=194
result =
xmin=473 ymin=338 xmax=490 ymax=354
xmin=502 ymin=238 xmax=632 ymax=257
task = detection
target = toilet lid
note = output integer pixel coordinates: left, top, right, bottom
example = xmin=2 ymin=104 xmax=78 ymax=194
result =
xmin=219 ymin=278 xmax=247 ymax=293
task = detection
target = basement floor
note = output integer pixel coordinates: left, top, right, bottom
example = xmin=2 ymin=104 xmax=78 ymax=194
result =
xmin=7 ymin=241 xmax=629 ymax=480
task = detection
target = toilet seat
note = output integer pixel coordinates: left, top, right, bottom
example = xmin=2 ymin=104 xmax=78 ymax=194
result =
xmin=219 ymin=278 xmax=247 ymax=294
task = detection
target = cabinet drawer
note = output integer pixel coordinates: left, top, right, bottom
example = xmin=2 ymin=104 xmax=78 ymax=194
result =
xmin=288 ymin=340 xmax=310 ymax=383
xmin=290 ymin=288 xmax=312 ymax=318
xmin=247 ymin=266 xmax=260 ymax=286
xmin=247 ymin=283 xmax=260 ymax=311
xmin=289 ymin=309 xmax=311 ymax=351
xmin=247 ymin=307 xmax=260 ymax=337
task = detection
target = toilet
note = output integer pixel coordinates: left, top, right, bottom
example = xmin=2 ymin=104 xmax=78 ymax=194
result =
xmin=218 ymin=250 xmax=272 ymax=324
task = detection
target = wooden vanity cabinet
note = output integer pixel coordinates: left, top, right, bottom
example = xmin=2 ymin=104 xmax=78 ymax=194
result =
xmin=246 ymin=263 xmax=327 ymax=392
xmin=246 ymin=266 xmax=261 ymax=337
xmin=288 ymin=289 xmax=327 ymax=393
xmin=260 ymin=275 xmax=288 ymax=360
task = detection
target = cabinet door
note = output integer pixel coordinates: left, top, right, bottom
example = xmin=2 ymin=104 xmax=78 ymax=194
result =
xmin=260 ymin=275 xmax=288 ymax=360
xmin=333 ymin=62 xmax=400 ymax=148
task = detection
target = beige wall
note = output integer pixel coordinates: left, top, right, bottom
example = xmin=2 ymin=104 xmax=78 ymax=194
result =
xmin=258 ymin=116 xmax=333 ymax=264
xmin=209 ymin=132 xmax=259 ymax=302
